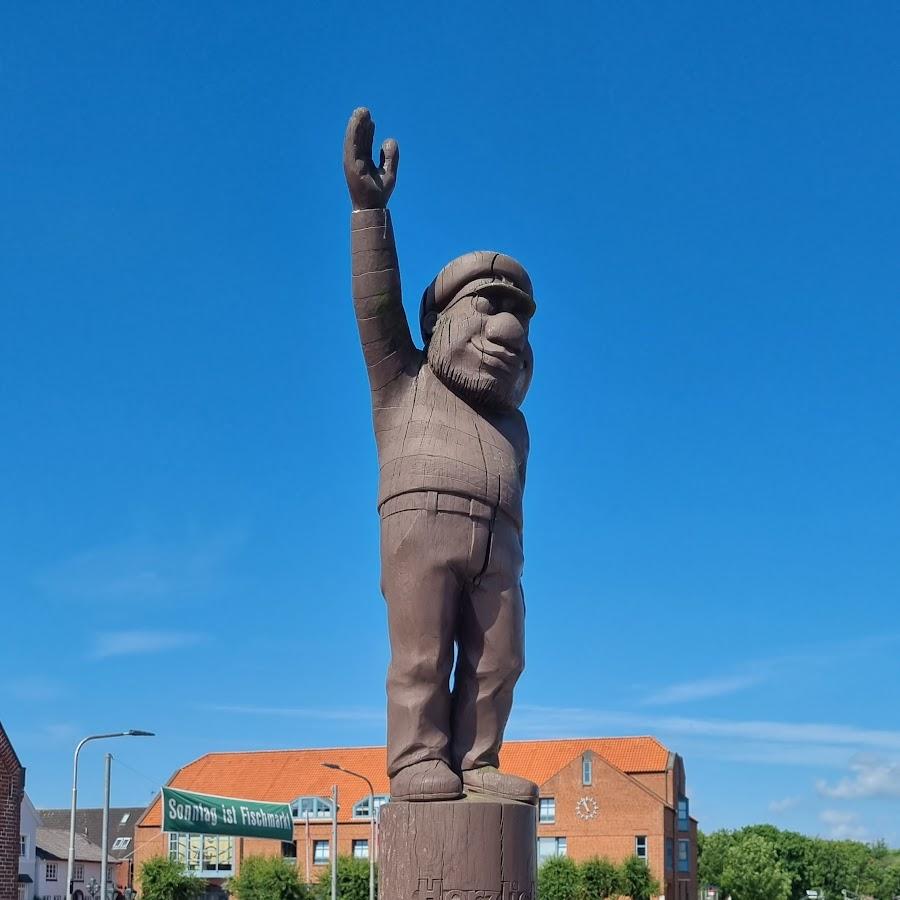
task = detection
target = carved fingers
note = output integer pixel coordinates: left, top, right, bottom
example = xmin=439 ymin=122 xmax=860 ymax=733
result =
xmin=343 ymin=107 xmax=399 ymax=210
xmin=380 ymin=137 xmax=399 ymax=203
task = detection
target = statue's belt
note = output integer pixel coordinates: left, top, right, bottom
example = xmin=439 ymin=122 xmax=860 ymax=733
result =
xmin=380 ymin=491 xmax=500 ymax=523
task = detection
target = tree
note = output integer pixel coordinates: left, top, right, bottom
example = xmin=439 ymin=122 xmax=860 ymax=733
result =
xmin=720 ymin=834 xmax=790 ymax=900
xmin=873 ymin=862 xmax=900 ymax=900
xmin=809 ymin=839 xmax=880 ymax=899
xmin=310 ymin=856 xmax=374 ymax=900
xmin=698 ymin=830 xmax=734 ymax=890
xmin=228 ymin=856 xmax=308 ymax=900
xmin=580 ymin=857 xmax=620 ymax=900
xmin=738 ymin=827 xmax=815 ymax=900
xmin=538 ymin=857 xmax=581 ymax=900
xmin=138 ymin=857 xmax=206 ymax=900
xmin=618 ymin=856 xmax=659 ymax=900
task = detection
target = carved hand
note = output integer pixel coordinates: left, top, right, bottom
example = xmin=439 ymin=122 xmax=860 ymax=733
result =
xmin=343 ymin=107 xmax=399 ymax=210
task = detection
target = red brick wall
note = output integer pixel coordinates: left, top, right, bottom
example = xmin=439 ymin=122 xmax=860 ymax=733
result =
xmin=631 ymin=771 xmax=668 ymax=803
xmin=0 ymin=727 xmax=25 ymax=900
xmin=133 ymin=824 xmax=167 ymax=879
xmin=538 ymin=753 xmax=666 ymax=882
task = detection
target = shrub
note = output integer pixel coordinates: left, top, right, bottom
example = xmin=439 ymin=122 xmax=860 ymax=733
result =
xmin=538 ymin=856 xmax=582 ymax=900
xmin=618 ymin=856 xmax=660 ymax=900
xmin=228 ymin=855 xmax=308 ymax=900
xmin=309 ymin=856 xmax=374 ymax=900
xmin=138 ymin=857 xmax=205 ymax=900
xmin=580 ymin=857 xmax=621 ymax=900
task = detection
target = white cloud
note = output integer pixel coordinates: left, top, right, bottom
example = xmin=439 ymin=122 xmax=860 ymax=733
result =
xmin=38 ymin=530 xmax=246 ymax=603
xmin=42 ymin=723 xmax=79 ymax=742
xmin=819 ymin=809 xmax=868 ymax=840
xmin=638 ymin=633 xmax=900 ymax=707
xmin=91 ymin=630 xmax=203 ymax=659
xmin=699 ymin=740 xmax=852 ymax=768
xmin=14 ymin=722 xmax=80 ymax=748
xmin=642 ymin=674 xmax=765 ymax=705
xmin=769 ymin=796 xmax=800 ymax=814
xmin=204 ymin=704 xmax=384 ymax=722
xmin=1 ymin=677 xmax=64 ymax=702
xmin=510 ymin=705 xmax=900 ymax=753
xmin=816 ymin=755 xmax=900 ymax=799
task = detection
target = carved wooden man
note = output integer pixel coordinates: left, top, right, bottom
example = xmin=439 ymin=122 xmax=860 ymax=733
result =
xmin=344 ymin=108 xmax=537 ymax=804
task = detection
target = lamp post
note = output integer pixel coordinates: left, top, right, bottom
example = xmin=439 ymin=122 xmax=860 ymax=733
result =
xmin=322 ymin=763 xmax=376 ymax=900
xmin=67 ymin=731 xmax=154 ymax=900
xmin=100 ymin=754 xmax=111 ymax=900
xmin=330 ymin=785 xmax=338 ymax=900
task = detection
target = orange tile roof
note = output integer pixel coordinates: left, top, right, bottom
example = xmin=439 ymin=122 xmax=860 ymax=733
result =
xmin=501 ymin=736 xmax=670 ymax=784
xmin=139 ymin=736 xmax=670 ymax=827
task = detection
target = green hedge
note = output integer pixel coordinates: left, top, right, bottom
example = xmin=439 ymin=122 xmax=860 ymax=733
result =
xmin=537 ymin=854 xmax=659 ymax=900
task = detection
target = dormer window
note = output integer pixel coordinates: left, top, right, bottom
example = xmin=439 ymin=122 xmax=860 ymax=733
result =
xmin=352 ymin=795 xmax=390 ymax=819
xmin=290 ymin=796 xmax=334 ymax=820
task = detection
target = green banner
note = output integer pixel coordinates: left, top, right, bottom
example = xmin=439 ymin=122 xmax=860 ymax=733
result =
xmin=162 ymin=787 xmax=293 ymax=840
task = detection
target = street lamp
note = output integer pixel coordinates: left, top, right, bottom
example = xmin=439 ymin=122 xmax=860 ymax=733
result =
xmin=322 ymin=763 xmax=376 ymax=900
xmin=67 ymin=731 xmax=155 ymax=900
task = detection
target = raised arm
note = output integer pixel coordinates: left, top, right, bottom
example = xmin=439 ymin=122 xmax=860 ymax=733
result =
xmin=344 ymin=108 xmax=416 ymax=392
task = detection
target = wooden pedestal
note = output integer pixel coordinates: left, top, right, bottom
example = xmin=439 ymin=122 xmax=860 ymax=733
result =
xmin=379 ymin=796 xmax=536 ymax=900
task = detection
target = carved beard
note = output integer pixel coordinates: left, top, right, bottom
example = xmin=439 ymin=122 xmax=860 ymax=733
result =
xmin=426 ymin=320 xmax=527 ymax=412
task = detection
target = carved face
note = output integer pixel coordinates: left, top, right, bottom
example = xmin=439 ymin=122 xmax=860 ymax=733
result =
xmin=426 ymin=289 xmax=534 ymax=411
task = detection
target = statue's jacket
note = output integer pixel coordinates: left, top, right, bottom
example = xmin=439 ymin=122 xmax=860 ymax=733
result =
xmin=351 ymin=208 xmax=528 ymax=532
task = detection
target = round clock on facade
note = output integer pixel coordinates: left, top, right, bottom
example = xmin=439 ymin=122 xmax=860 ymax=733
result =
xmin=575 ymin=796 xmax=599 ymax=820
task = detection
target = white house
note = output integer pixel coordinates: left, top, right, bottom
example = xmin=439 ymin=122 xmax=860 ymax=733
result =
xmin=34 ymin=829 xmax=110 ymax=900
xmin=17 ymin=795 xmax=39 ymax=900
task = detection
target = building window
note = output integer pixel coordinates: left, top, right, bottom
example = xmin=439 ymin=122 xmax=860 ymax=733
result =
xmin=582 ymin=754 xmax=592 ymax=786
xmin=537 ymin=837 xmax=567 ymax=863
xmin=352 ymin=839 xmax=369 ymax=860
xmin=281 ymin=841 xmax=297 ymax=860
xmin=677 ymin=797 xmax=689 ymax=831
xmin=119 ymin=814 xmax=130 ymax=824
xmin=313 ymin=841 xmax=330 ymax=865
xmin=291 ymin=796 xmax=334 ymax=820
xmin=352 ymin=795 xmax=390 ymax=819
xmin=677 ymin=839 xmax=690 ymax=873
xmin=538 ymin=798 xmax=556 ymax=824
xmin=665 ymin=838 xmax=674 ymax=872
xmin=73 ymin=864 xmax=84 ymax=882
xmin=112 ymin=838 xmax=131 ymax=851
xmin=635 ymin=836 xmax=647 ymax=860
xmin=168 ymin=833 xmax=233 ymax=874
xmin=45 ymin=864 xmax=57 ymax=882
xmin=20 ymin=835 xmax=27 ymax=858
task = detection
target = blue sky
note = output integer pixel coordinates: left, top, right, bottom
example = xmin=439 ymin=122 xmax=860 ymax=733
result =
xmin=2 ymin=1 xmax=898 ymax=843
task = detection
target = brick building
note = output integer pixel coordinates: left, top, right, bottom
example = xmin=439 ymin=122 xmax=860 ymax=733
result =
xmin=1 ymin=723 xmax=26 ymax=900
xmin=135 ymin=737 xmax=696 ymax=899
